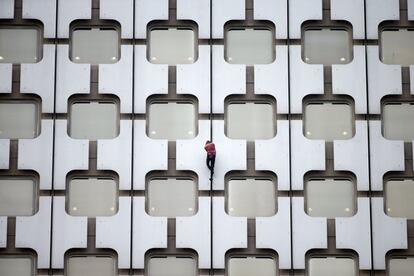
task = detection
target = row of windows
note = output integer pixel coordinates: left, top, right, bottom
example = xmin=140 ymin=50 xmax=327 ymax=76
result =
xmin=1 ymin=25 xmax=414 ymax=65
xmin=1 ymin=254 xmax=414 ymax=275
xmin=1 ymin=100 xmax=414 ymax=141
xmin=1 ymin=176 xmax=413 ymax=219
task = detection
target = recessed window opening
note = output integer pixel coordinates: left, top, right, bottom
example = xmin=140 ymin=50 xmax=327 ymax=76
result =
xmin=0 ymin=255 xmax=36 ymax=276
xmin=388 ymin=256 xmax=414 ymax=275
xmin=225 ymin=100 xmax=276 ymax=140
xmin=67 ymin=176 xmax=118 ymax=217
xmin=308 ymin=256 xmax=356 ymax=276
xmin=146 ymin=177 xmax=198 ymax=218
xmin=305 ymin=178 xmax=357 ymax=218
xmin=304 ymin=101 xmax=354 ymax=141
xmin=382 ymin=102 xmax=414 ymax=142
xmin=0 ymin=176 xmax=39 ymax=216
xmin=225 ymin=25 xmax=275 ymax=65
xmin=226 ymin=177 xmax=277 ymax=218
xmin=148 ymin=25 xmax=198 ymax=65
xmin=0 ymin=99 xmax=41 ymax=139
xmin=68 ymin=99 xmax=120 ymax=140
xmin=66 ymin=254 xmax=117 ymax=276
xmin=227 ymin=256 xmax=277 ymax=276
xmin=385 ymin=178 xmax=414 ymax=219
xmin=0 ymin=24 xmax=43 ymax=64
xmin=380 ymin=28 xmax=414 ymax=66
xmin=147 ymin=100 xmax=198 ymax=140
xmin=70 ymin=24 xmax=120 ymax=64
xmin=303 ymin=27 xmax=352 ymax=65
xmin=147 ymin=255 xmax=197 ymax=276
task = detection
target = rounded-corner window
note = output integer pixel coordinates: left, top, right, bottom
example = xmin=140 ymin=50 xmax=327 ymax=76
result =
xmin=388 ymin=256 xmax=414 ymax=275
xmin=380 ymin=28 xmax=414 ymax=66
xmin=308 ymin=256 xmax=357 ymax=276
xmin=146 ymin=255 xmax=197 ymax=276
xmin=66 ymin=176 xmax=119 ymax=217
xmin=0 ymin=255 xmax=37 ymax=276
xmin=66 ymin=254 xmax=117 ymax=276
xmin=385 ymin=178 xmax=414 ymax=219
xmin=227 ymin=256 xmax=277 ymax=276
xmin=382 ymin=102 xmax=414 ymax=142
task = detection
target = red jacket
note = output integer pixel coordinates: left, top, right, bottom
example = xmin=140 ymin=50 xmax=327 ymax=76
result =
xmin=204 ymin=143 xmax=216 ymax=156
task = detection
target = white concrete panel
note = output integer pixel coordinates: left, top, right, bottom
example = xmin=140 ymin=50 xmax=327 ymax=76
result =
xmin=0 ymin=64 xmax=12 ymax=93
xmin=254 ymin=0 xmax=287 ymax=39
xmin=332 ymin=46 xmax=367 ymax=114
xmin=292 ymin=197 xmax=327 ymax=269
xmin=52 ymin=197 xmax=87 ymax=269
xmin=212 ymin=45 xmax=245 ymax=113
xmin=57 ymin=0 xmax=91 ymax=38
xmin=256 ymin=197 xmax=291 ymax=269
xmin=176 ymin=197 xmax=211 ymax=269
xmin=289 ymin=0 xmax=322 ymax=39
xmin=177 ymin=0 xmax=210 ymax=39
xmin=331 ymin=0 xmax=365 ymax=39
xmin=336 ymin=198 xmax=371 ymax=270
xmin=135 ymin=0 xmax=168 ymax=39
xmin=100 ymin=0 xmax=133 ymax=38
xmin=290 ymin=120 xmax=325 ymax=190
xmin=334 ymin=121 xmax=369 ymax=191
xmin=255 ymin=120 xmax=290 ymax=191
xmin=56 ymin=45 xmax=90 ymax=113
xmin=0 ymin=0 xmax=14 ymax=18
xmin=132 ymin=197 xmax=167 ymax=269
xmin=212 ymin=120 xmax=246 ymax=190
xmin=0 ymin=140 xmax=10 ymax=169
xmin=212 ymin=0 xmax=244 ymax=39
xmin=134 ymin=45 xmax=168 ymax=113
xmin=22 ymin=0 xmax=56 ymax=38
xmin=409 ymin=0 xmax=414 ymax=20
xmin=177 ymin=45 xmax=211 ymax=113
xmin=133 ymin=121 xmax=168 ymax=190
xmin=289 ymin=46 xmax=324 ymax=113
xmin=176 ymin=120 xmax=211 ymax=191
xmin=255 ymin=46 xmax=289 ymax=114
xmin=367 ymin=46 xmax=401 ymax=114
xmin=15 ymin=197 xmax=51 ymax=269
xmin=213 ymin=197 xmax=247 ymax=269
xmin=18 ymin=120 xmax=53 ymax=190
xmin=96 ymin=197 xmax=131 ymax=269
xmin=99 ymin=45 xmax=133 ymax=113
xmin=97 ymin=120 xmax=132 ymax=191
xmin=54 ymin=120 xmax=89 ymax=190
xmin=372 ymin=198 xmax=407 ymax=270
xmin=369 ymin=121 xmax=404 ymax=191
xmin=21 ymin=45 xmax=55 ymax=113
xmin=366 ymin=0 xmax=399 ymax=39
xmin=0 ymin=217 xmax=6 ymax=247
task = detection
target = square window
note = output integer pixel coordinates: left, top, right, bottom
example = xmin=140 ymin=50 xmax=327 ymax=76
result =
xmin=0 ymin=177 xmax=38 ymax=216
xmin=0 ymin=256 xmax=35 ymax=276
xmin=0 ymin=100 xmax=40 ymax=139
xmin=304 ymin=102 xmax=354 ymax=141
xmin=226 ymin=102 xmax=276 ymax=140
xmin=147 ymin=256 xmax=197 ymax=276
xmin=382 ymin=103 xmax=414 ymax=141
xmin=147 ymin=178 xmax=197 ymax=217
xmin=308 ymin=257 xmax=356 ymax=276
xmin=385 ymin=179 xmax=414 ymax=219
xmin=71 ymin=28 xmax=120 ymax=64
xmin=67 ymin=177 xmax=118 ymax=217
xmin=148 ymin=102 xmax=197 ymax=140
xmin=305 ymin=179 xmax=356 ymax=218
xmin=69 ymin=101 xmax=119 ymax=140
xmin=227 ymin=257 xmax=277 ymax=276
xmin=225 ymin=27 xmax=275 ymax=65
xmin=148 ymin=27 xmax=196 ymax=65
xmin=226 ymin=178 xmax=276 ymax=218
xmin=0 ymin=27 xmax=41 ymax=63
xmin=381 ymin=29 xmax=414 ymax=66
xmin=389 ymin=257 xmax=414 ymax=275
xmin=66 ymin=255 xmax=117 ymax=276
xmin=303 ymin=28 xmax=352 ymax=65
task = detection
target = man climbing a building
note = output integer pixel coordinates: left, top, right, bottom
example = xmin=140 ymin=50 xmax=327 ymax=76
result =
xmin=204 ymin=140 xmax=216 ymax=180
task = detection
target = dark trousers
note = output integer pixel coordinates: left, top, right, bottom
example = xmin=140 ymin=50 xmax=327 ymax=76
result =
xmin=206 ymin=154 xmax=216 ymax=175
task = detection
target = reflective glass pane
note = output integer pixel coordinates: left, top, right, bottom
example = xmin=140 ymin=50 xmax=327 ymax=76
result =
xmin=228 ymin=257 xmax=277 ymax=276
xmin=148 ymin=257 xmax=197 ymax=276
xmin=383 ymin=103 xmax=414 ymax=141
xmin=0 ymin=28 xmax=40 ymax=63
xmin=67 ymin=256 xmax=116 ymax=276
xmin=389 ymin=257 xmax=414 ymax=276
xmin=381 ymin=29 xmax=414 ymax=66
xmin=309 ymin=257 xmax=356 ymax=276
xmin=0 ymin=257 xmax=34 ymax=276
xmin=0 ymin=178 xmax=37 ymax=216
xmin=385 ymin=179 xmax=414 ymax=219
xmin=0 ymin=101 xmax=40 ymax=139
